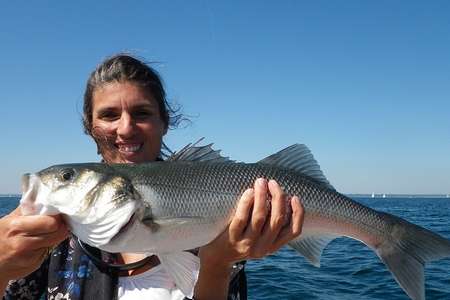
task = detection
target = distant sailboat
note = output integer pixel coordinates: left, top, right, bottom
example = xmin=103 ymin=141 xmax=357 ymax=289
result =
xmin=371 ymin=192 xmax=375 ymax=198
xmin=382 ymin=194 xmax=386 ymax=198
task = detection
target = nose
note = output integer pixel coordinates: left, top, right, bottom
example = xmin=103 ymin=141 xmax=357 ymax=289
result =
xmin=117 ymin=113 xmax=136 ymax=138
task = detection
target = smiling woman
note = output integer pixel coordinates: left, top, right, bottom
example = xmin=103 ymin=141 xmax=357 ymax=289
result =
xmin=1 ymin=54 xmax=304 ymax=300
xmin=82 ymin=55 xmax=180 ymax=163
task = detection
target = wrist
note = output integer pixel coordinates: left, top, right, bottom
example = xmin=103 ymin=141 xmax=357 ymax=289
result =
xmin=199 ymin=248 xmax=233 ymax=269
xmin=198 ymin=249 xmax=233 ymax=278
xmin=194 ymin=250 xmax=232 ymax=300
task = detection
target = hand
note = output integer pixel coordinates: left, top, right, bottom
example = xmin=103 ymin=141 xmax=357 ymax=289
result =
xmin=199 ymin=178 xmax=304 ymax=268
xmin=0 ymin=207 xmax=68 ymax=282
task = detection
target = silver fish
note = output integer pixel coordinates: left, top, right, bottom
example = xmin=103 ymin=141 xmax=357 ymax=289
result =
xmin=20 ymin=143 xmax=450 ymax=300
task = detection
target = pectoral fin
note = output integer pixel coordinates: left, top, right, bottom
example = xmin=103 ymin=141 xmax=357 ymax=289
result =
xmin=158 ymin=252 xmax=200 ymax=298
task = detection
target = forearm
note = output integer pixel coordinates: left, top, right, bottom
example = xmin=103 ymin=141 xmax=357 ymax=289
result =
xmin=193 ymin=258 xmax=232 ymax=300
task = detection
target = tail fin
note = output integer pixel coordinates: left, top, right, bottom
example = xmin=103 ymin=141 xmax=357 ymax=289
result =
xmin=375 ymin=214 xmax=450 ymax=300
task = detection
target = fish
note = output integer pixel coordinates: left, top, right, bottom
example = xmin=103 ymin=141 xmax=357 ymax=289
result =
xmin=20 ymin=143 xmax=450 ymax=300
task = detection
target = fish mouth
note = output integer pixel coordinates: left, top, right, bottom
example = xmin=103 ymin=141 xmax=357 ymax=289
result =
xmin=22 ymin=173 xmax=30 ymax=191
xmin=20 ymin=174 xmax=42 ymax=215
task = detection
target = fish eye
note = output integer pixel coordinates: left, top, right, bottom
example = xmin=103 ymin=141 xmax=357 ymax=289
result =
xmin=60 ymin=169 xmax=75 ymax=181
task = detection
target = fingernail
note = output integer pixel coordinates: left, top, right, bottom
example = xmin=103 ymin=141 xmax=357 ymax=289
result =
xmin=292 ymin=196 xmax=303 ymax=208
xmin=256 ymin=178 xmax=266 ymax=187
xmin=244 ymin=188 xmax=254 ymax=196
xmin=268 ymin=179 xmax=277 ymax=187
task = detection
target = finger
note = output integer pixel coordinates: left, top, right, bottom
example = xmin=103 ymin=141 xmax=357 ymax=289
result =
xmin=253 ymin=180 xmax=287 ymax=256
xmin=9 ymin=214 xmax=67 ymax=236
xmin=229 ymin=188 xmax=254 ymax=241
xmin=290 ymin=196 xmax=304 ymax=237
xmin=8 ymin=247 xmax=47 ymax=270
xmin=272 ymin=195 xmax=304 ymax=250
xmin=247 ymin=178 xmax=268 ymax=236
xmin=266 ymin=180 xmax=287 ymax=239
xmin=23 ymin=246 xmax=54 ymax=269
xmin=14 ymin=224 xmax=69 ymax=252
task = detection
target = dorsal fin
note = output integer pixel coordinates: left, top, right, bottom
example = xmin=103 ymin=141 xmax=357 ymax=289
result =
xmin=169 ymin=138 xmax=232 ymax=163
xmin=258 ymin=144 xmax=334 ymax=190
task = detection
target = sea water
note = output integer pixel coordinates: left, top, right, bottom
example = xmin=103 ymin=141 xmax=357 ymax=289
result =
xmin=1 ymin=196 xmax=449 ymax=299
xmin=247 ymin=197 xmax=450 ymax=300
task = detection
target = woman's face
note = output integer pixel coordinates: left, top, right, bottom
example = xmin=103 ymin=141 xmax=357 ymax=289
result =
xmin=91 ymin=81 xmax=167 ymax=163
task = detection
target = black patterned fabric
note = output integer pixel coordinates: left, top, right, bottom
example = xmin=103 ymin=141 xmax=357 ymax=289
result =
xmin=4 ymin=237 xmax=247 ymax=300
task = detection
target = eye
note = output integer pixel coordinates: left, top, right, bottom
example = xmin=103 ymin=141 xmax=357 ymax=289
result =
xmin=60 ymin=169 xmax=75 ymax=182
xmin=133 ymin=110 xmax=153 ymax=120
xmin=98 ymin=111 xmax=120 ymax=121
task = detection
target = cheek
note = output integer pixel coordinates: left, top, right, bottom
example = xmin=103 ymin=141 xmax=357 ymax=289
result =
xmin=141 ymin=120 xmax=166 ymax=138
xmin=92 ymin=120 xmax=117 ymax=138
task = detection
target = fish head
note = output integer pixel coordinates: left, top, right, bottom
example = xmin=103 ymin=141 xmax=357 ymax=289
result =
xmin=20 ymin=163 xmax=141 ymax=248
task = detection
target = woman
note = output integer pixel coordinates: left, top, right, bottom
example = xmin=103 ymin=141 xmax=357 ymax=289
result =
xmin=0 ymin=54 xmax=304 ymax=299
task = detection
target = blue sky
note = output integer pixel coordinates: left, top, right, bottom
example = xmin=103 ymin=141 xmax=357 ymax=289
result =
xmin=0 ymin=1 xmax=449 ymax=194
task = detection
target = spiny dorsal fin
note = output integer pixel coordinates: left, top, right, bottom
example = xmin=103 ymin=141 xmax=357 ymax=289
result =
xmin=258 ymin=144 xmax=334 ymax=190
xmin=169 ymin=138 xmax=232 ymax=163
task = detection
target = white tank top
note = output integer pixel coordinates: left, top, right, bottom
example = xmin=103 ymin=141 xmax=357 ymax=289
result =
xmin=117 ymin=265 xmax=186 ymax=300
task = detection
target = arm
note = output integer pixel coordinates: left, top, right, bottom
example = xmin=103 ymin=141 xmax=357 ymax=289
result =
xmin=194 ymin=255 xmax=232 ymax=300
xmin=0 ymin=207 xmax=68 ymax=296
xmin=193 ymin=178 xmax=304 ymax=300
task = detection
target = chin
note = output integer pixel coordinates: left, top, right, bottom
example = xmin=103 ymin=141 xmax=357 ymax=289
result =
xmin=106 ymin=149 xmax=158 ymax=164
xmin=123 ymin=155 xmax=156 ymax=164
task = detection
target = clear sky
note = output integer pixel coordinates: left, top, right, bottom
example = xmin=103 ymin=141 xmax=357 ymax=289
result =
xmin=0 ymin=1 xmax=449 ymax=194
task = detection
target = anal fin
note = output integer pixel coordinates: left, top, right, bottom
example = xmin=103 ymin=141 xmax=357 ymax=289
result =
xmin=288 ymin=233 xmax=340 ymax=267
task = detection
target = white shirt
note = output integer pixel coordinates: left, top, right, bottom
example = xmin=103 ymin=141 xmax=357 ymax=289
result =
xmin=117 ymin=265 xmax=186 ymax=300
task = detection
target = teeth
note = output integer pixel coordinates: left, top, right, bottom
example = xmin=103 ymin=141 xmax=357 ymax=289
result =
xmin=118 ymin=144 xmax=142 ymax=153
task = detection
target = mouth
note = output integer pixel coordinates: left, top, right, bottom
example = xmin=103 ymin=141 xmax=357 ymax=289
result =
xmin=116 ymin=143 xmax=143 ymax=154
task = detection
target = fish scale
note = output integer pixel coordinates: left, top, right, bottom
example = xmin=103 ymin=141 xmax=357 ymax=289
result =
xmin=115 ymin=161 xmax=394 ymax=277
xmin=117 ymin=160 xmax=433 ymax=248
